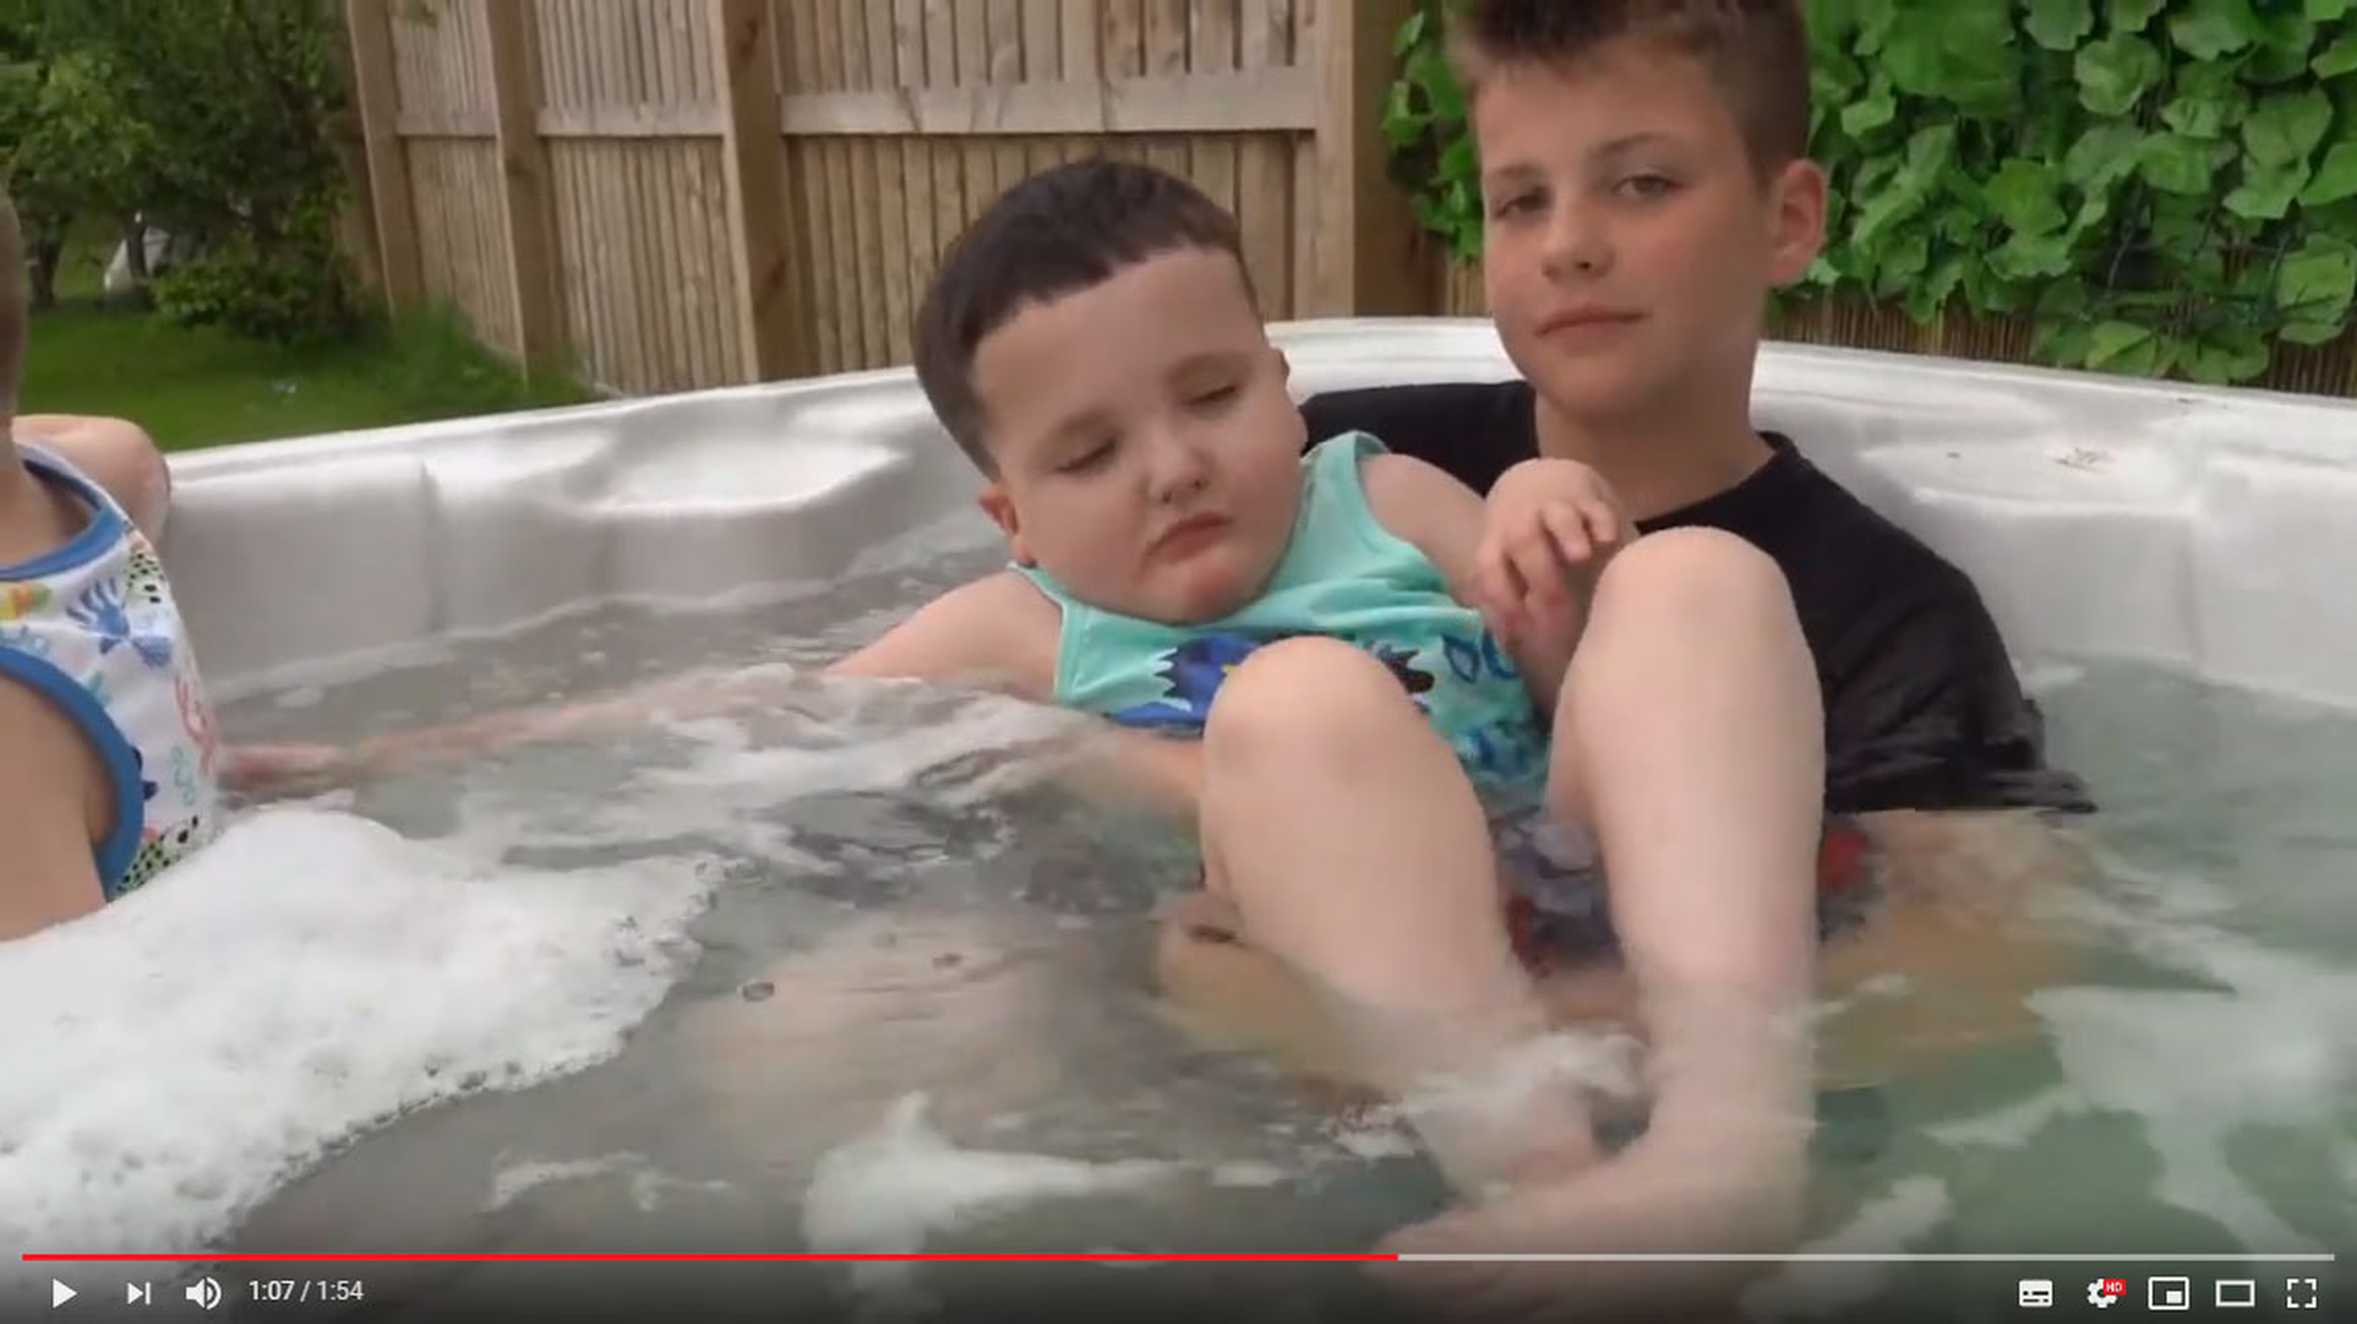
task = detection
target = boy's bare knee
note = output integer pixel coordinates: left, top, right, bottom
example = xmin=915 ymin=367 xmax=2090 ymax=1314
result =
xmin=1593 ymin=527 xmax=1792 ymax=626
xmin=1203 ymin=637 xmax=1413 ymax=760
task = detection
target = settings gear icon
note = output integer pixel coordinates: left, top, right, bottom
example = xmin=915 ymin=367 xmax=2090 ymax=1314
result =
xmin=2088 ymin=1278 xmax=2125 ymax=1308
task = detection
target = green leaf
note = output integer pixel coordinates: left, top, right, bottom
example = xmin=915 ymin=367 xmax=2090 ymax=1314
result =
xmin=2181 ymin=329 xmax=2271 ymax=384
xmin=2315 ymin=34 xmax=2357 ymax=77
xmin=2243 ymin=88 xmax=2334 ymax=167
xmin=2064 ymin=121 xmax=2149 ymax=187
xmin=1393 ymin=7 xmax=1427 ymax=57
xmin=1990 ymin=229 xmax=2077 ymax=279
xmin=2107 ymin=0 xmax=2166 ymax=31
xmin=1906 ymin=255 xmax=1970 ymax=322
xmin=2166 ymin=0 xmax=2260 ymax=60
xmin=1439 ymin=134 xmax=1478 ymax=183
xmin=2224 ymin=156 xmax=2314 ymax=219
xmin=1841 ymin=78 xmax=1898 ymax=135
xmin=2306 ymin=0 xmax=2351 ymax=21
xmin=2075 ymin=34 xmax=2163 ymax=115
xmin=2278 ymin=318 xmax=2348 ymax=345
xmin=2140 ymin=132 xmax=2225 ymax=193
xmin=2026 ymin=0 xmax=2094 ymax=50
xmin=2159 ymin=61 xmax=2250 ymax=139
xmin=2302 ymin=142 xmax=2357 ymax=206
xmin=1986 ymin=158 xmax=2069 ymax=234
xmin=2245 ymin=38 xmax=2319 ymax=84
xmin=2276 ymin=238 xmax=2357 ymax=320
xmin=2085 ymin=319 xmax=2155 ymax=368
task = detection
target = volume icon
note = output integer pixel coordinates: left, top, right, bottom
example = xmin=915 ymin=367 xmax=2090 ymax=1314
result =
xmin=184 ymin=1278 xmax=222 ymax=1311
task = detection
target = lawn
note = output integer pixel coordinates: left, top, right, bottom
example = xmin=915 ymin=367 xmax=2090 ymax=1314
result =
xmin=18 ymin=236 xmax=598 ymax=452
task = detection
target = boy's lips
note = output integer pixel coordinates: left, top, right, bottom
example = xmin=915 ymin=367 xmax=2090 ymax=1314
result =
xmin=1149 ymin=513 xmax=1230 ymax=559
xmin=1536 ymin=306 xmax=1644 ymax=339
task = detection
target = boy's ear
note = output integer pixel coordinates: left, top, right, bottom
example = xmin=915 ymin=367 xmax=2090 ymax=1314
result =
xmin=1764 ymin=158 xmax=1829 ymax=287
xmin=976 ymin=483 xmax=1036 ymax=566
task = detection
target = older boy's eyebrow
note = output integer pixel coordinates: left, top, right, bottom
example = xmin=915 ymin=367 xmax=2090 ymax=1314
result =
xmin=1480 ymin=161 xmax=1545 ymax=192
xmin=1590 ymin=132 xmax=1674 ymax=160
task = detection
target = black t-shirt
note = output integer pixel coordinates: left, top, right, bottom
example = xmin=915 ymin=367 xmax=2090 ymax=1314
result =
xmin=1301 ymin=381 xmax=2091 ymax=815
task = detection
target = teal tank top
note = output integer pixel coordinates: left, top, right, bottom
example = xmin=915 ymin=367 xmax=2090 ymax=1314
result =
xmin=1015 ymin=432 xmax=1549 ymax=795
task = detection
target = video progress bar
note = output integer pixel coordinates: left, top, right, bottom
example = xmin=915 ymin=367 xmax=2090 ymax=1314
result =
xmin=22 ymin=1252 xmax=2341 ymax=1265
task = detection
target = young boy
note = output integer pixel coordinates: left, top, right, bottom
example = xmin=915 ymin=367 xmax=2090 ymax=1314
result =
xmin=830 ymin=156 xmax=1834 ymax=1294
xmin=0 ymin=187 xmax=224 ymax=941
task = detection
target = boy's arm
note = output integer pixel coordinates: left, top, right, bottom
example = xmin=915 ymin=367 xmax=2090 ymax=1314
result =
xmin=830 ymin=573 xmax=1204 ymax=820
xmin=825 ymin=570 xmax=1059 ymax=693
xmin=0 ymin=680 xmax=108 ymax=941
xmin=15 ymin=415 xmax=172 ymax=541
xmin=1358 ymin=453 xmax=1577 ymax=711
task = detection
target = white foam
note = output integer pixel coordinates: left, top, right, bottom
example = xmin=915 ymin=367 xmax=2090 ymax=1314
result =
xmin=0 ymin=807 xmax=710 ymax=1270
xmin=801 ymin=1093 xmax=1182 ymax=1312
xmin=1208 ymin=1161 xmax=1290 ymax=1189
xmin=1951 ymin=862 xmax=2357 ymax=1252
xmin=1742 ymin=1177 xmax=1951 ymax=1319
xmin=485 ymin=1152 xmax=736 ymax=1214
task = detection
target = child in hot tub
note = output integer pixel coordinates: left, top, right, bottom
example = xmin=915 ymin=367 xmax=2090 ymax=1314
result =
xmin=0 ymin=187 xmax=225 ymax=939
xmin=821 ymin=159 xmax=1844 ymax=1270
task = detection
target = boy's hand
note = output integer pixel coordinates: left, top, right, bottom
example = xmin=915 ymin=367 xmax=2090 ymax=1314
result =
xmin=1472 ymin=457 xmax=1629 ymax=654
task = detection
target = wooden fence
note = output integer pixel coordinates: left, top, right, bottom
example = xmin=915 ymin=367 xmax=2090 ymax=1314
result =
xmin=345 ymin=0 xmax=1426 ymax=394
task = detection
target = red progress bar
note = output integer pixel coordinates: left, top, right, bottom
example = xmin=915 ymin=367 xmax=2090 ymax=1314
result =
xmin=22 ymin=1243 xmax=1395 ymax=1253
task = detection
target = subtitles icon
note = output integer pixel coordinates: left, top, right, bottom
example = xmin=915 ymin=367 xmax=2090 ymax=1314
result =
xmin=2017 ymin=1279 xmax=2054 ymax=1308
xmin=2149 ymin=1276 xmax=2191 ymax=1311
xmin=2087 ymin=1277 xmax=2127 ymax=1309
xmin=2215 ymin=1279 xmax=2258 ymax=1309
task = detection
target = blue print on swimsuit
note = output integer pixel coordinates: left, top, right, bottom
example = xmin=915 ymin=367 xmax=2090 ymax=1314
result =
xmin=1110 ymin=631 xmax=1454 ymax=733
xmin=1110 ymin=632 xmax=1277 ymax=730
xmin=67 ymin=576 xmax=174 ymax=669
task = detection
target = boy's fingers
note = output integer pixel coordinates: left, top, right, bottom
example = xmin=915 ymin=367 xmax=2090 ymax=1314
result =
xmin=1579 ymin=496 xmax=1624 ymax=549
xmin=1508 ymin=530 xmax=1569 ymax=605
xmin=1539 ymin=504 xmax=1593 ymax=566
xmin=1479 ymin=536 xmax=1528 ymax=613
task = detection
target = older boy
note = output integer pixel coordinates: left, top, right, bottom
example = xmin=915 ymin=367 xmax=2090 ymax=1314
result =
xmin=1310 ymin=0 xmax=2086 ymax=820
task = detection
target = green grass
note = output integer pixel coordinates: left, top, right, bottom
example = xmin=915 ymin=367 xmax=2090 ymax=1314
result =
xmin=19 ymin=232 xmax=599 ymax=452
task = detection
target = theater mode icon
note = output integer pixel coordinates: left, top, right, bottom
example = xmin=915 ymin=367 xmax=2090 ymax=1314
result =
xmin=2017 ymin=1279 xmax=2054 ymax=1308
xmin=2215 ymin=1279 xmax=2258 ymax=1309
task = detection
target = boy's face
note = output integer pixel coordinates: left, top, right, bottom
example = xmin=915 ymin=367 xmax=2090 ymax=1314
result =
xmin=971 ymin=247 xmax=1307 ymax=626
xmin=1472 ymin=38 xmax=1825 ymax=423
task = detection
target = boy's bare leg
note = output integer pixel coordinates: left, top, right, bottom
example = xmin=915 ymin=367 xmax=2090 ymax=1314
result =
xmin=1196 ymin=636 xmax=1598 ymax=1190
xmin=1380 ymin=529 xmax=1822 ymax=1312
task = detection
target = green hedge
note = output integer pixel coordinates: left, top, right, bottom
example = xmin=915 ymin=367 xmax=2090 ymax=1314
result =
xmin=1384 ymin=0 xmax=2357 ymax=386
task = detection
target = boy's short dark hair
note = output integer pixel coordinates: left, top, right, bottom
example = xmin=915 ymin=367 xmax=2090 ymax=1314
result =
xmin=1451 ymin=0 xmax=1811 ymax=180
xmin=912 ymin=159 xmax=1253 ymax=475
xmin=0 ymin=187 xmax=24 ymax=416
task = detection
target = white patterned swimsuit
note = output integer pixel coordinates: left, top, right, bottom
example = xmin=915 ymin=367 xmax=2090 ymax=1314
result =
xmin=0 ymin=447 xmax=222 ymax=899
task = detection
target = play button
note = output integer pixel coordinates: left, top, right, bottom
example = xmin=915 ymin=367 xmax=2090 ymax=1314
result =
xmin=50 ymin=1280 xmax=75 ymax=1308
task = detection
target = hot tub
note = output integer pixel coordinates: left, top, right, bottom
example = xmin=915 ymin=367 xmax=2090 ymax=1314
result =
xmin=8 ymin=322 xmax=2352 ymax=1323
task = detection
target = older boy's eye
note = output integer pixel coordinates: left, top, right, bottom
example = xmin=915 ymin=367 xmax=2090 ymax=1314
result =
xmin=1187 ymin=384 xmax=1240 ymax=411
xmin=1616 ymin=173 xmax=1679 ymax=200
xmin=1489 ymin=190 xmax=1544 ymax=220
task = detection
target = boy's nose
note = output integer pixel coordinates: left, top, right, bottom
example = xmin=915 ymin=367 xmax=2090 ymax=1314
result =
xmin=1540 ymin=206 xmax=1613 ymax=279
xmin=1146 ymin=436 xmax=1213 ymax=505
